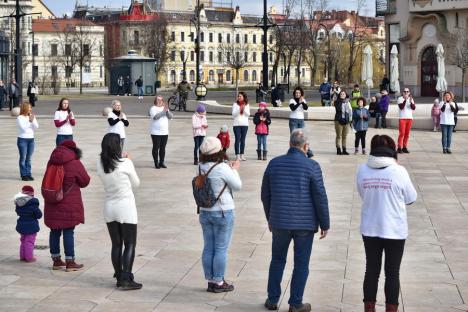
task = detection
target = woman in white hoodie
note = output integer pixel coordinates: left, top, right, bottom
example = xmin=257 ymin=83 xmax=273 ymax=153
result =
xmin=232 ymin=92 xmax=250 ymax=160
xmin=356 ymin=135 xmax=417 ymax=312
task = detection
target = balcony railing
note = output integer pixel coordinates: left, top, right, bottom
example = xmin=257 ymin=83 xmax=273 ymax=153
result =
xmin=376 ymin=0 xmax=397 ymax=15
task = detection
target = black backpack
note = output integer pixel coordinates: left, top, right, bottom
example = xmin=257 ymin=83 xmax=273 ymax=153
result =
xmin=192 ymin=162 xmax=227 ymax=215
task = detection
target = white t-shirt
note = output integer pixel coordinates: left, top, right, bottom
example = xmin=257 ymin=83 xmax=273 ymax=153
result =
xmin=54 ymin=110 xmax=74 ymax=135
xmin=439 ymin=101 xmax=456 ymax=126
xmin=17 ymin=115 xmax=39 ymax=138
xmin=149 ymin=106 xmax=169 ymax=135
xmin=357 ymin=163 xmax=417 ymax=239
xmin=108 ymin=111 xmax=127 ymax=139
xmin=397 ymin=96 xmax=415 ymax=119
xmin=289 ymin=99 xmax=307 ymax=120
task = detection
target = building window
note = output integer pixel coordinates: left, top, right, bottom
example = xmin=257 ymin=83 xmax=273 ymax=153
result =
xmin=226 ymin=70 xmax=231 ymax=81
xmin=209 ymin=51 xmax=213 ymax=62
xmin=301 ymin=68 xmax=305 ymax=77
xmin=227 ymin=33 xmax=230 ymax=43
xmin=83 ymin=44 xmax=90 ymax=56
xmin=236 ymin=51 xmax=240 ymax=62
xmin=32 ymin=66 xmax=38 ymax=80
xmin=236 ymin=34 xmax=240 ymax=43
xmin=189 ymin=70 xmax=195 ymax=82
xmin=209 ymin=70 xmax=214 ymax=81
xmin=253 ymin=52 xmax=257 ymax=62
xmin=244 ymin=52 xmax=248 ymax=62
xmin=84 ymin=65 xmax=91 ymax=73
xmin=171 ymin=50 xmax=176 ymax=61
xmin=99 ymin=44 xmax=103 ymax=56
xmin=171 ymin=31 xmax=175 ymax=41
xmin=252 ymin=70 xmax=257 ymax=82
xmin=181 ymin=31 xmax=185 ymax=42
xmin=243 ymin=70 xmax=249 ymax=82
xmin=227 ymin=52 xmax=231 ymax=62
xmin=51 ymin=66 xmax=58 ymax=78
xmin=218 ymin=33 xmax=222 ymax=43
xmin=218 ymin=51 xmax=222 ymax=63
xmin=269 ymin=35 xmax=273 ymax=44
xmin=65 ymin=66 xmax=72 ymax=78
xmin=200 ymin=32 xmax=204 ymax=42
xmin=50 ymin=44 xmax=57 ymax=56
xmin=269 ymin=52 xmax=273 ymax=63
xmin=190 ymin=32 xmax=194 ymax=42
xmin=244 ymin=34 xmax=248 ymax=43
xmin=100 ymin=65 xmax=103 ymax=78
xmin=253 ymin=34 xmax=256 ymax=44
xmin=200 ymin=50 xmax=205 ymax=62
xmin=65 ymin=44 xmax=72 ymax=56
xmin=190 ymin=50 xmax=195 ymax=61
xmin=180 ymin=50 xmax=185 ymax=61
xmin=209 ymin=32 xmax=213 ymax=42
xmin=170 ymin=70 xmax=176 ymax=84
xmin=134 ymin=30 xmax=139 ymax=45
xmin=32 ymin=43 xmax=38 ymax=56
xmin=261 ymin=35 xmax=264 ymax=44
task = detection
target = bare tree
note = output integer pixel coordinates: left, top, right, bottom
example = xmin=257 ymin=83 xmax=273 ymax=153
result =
xmin=72 ymin=22 xmax=96 ymax=94
xmin=218 ymin=39 xmax=249 ymax=94
xmin=450 ymin=29 xmax=468 ymax=102
xmin=142 ymin=15 xmax=169 ymax=79
xmin=56 ymin=27 xmax=78 ymax=90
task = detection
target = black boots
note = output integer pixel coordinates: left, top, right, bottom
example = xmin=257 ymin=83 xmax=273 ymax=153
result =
xmin=118 ymin=272 xmax=142 ymax=290
xmin=257 ymin=150 xmax=262 ymax=160
xmin=336 ymin=147 xmax=342 ymax=155
xmin=342 ymin=148 xmax=349 ymax=155
xmin=262 ymin=150 xmax=267 ymax=161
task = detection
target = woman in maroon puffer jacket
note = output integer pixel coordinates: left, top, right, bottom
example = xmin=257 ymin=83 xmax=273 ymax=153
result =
xmin=44 ymin=140 xmax=90 ymax=271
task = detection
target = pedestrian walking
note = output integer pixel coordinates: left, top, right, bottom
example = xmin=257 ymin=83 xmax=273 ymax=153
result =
xmin=0 ymin=80 xmax=7 ymax=110
xmin=440 ymin=91 xmax=458 ymax=154
xmin=107 ymin=100 xmax=129 ymax=150
xmin=334 ymin=90 xmax=352 ymax=155
xmin=27 ymin=81 xmax=38 ymax=107
xmin=44 ymin=140 xmax=91 ymax=272
xmin=253 ymin=102 xmax=271 ymax=161
xmin=135 ymin=76 xmax=144 ymax=100
xmin=350 ymin=84 xmax=361 ymax=110
xmin=319 ymin=79 xmax=331 ymax=106
xmin=17 ymin=102 xmax=38 ymax=181
xmin=97 ymin=133 xmax=142 ymax=290
xmin=54 ymin=98 xmax=76 ymax=146
xmin=192 ymin=103 xmax=208 ymax=165
xmin=431 ymin=98 xmax=441 ymax=132
xmin=197 ymin=137 xmax=242 ymax=293
xmin=150 ymin=96 xmax=173 ymax=168
xmin=232 ymin=91 xmax=250 ymax=161
xmin=353 ymin=97 xmax=369 ymax=155
xmin=379 ymin=90 xmax=390 ymax=128
xmin=289 ymin=86 xmax=313 ymax=157
xmin=397 ymin=88 xmax=416 ymax=153
xmin=217 ymin=125 xmax=230 ymax=153
xmin=117 ymin=75 xmax=124 ymax=96
xmin=261 ymin=129 xmax=329 ymax=312
xmin=14 ymin=185 xmax=42 ymax=263
xmin=8 ymin=78 xmax=20 ymax=110
xmin=356 ymin=134 xmax=417 ymax=312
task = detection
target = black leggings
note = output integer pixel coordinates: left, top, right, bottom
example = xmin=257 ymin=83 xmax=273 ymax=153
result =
xmin=151 ymin=135 xmax=168 ymax=165
xmin=363 ymin=236 xmax=405 ymax=305
xmin=355 ymin=131 xmax=367 ymax=149
xmin=107 ymin=222 xmax=137 ymax=274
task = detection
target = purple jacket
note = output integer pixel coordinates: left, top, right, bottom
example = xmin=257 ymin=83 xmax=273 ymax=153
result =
xmin=379 ymin=95 xmax=390 ymax=113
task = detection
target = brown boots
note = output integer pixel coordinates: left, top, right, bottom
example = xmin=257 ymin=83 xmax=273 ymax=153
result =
xmin=364 ymin=301 xmax=398 ymax=312
xmin=65 ymin=259 xmax=84 ymax=272
xmin=52 ymin=256 xmax=66 ymax=270
xmin=386 ymin=304 xmax=399 ymax=312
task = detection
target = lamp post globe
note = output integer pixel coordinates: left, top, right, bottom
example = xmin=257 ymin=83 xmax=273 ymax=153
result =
xmin=195 ymin=83 xmax=207 ymax=100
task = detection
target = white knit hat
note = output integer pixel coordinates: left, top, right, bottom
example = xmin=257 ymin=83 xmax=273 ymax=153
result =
xmin=200 ymin=137 xmax=222 ymax=155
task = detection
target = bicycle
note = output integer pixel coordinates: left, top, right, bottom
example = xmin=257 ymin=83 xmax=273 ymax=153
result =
xmin=168 ymin=92 xmax=187 ymax=111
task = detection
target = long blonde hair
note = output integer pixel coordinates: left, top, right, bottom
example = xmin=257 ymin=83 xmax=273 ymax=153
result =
xmin=19 ymin=102 xmax=31 ymax=116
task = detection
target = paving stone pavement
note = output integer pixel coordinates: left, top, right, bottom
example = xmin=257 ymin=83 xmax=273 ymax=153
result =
xmin=0 ymin=115 xmax=468 ymax=312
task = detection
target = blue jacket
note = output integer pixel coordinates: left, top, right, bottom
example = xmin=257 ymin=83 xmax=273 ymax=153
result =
xmin=352 ymin=107 xmax=369 ymax=131
xmin=261 ymin=148 xmax=330 ymax=232
xmin=15 ymin=194 xmax=42 ymax=235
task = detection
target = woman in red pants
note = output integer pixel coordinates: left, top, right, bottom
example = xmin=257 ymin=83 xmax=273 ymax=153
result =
xmin=396 ymin=88 xmax=416 ymax=153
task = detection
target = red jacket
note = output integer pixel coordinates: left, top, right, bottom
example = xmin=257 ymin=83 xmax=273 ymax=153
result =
xmin=217 ymin=132 xmax=230 ymax=149
xmin=44 ymin=146 xmax=90 ymax=229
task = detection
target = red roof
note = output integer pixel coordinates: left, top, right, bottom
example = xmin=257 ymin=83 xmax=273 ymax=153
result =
xmin=32 ymin=18 xmax=98 ymax=32
xmin=119 ymin=2 xmax=158 ymax=21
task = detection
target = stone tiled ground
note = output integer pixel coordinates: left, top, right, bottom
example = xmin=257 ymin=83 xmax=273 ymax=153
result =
xmin=0 ymin=115 xmax=467 ymax=312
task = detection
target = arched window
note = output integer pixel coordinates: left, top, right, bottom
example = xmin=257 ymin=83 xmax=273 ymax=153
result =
xmin=170 ymin=70 xmax=176 ymax=84
xmin=244 ymin=70 xmax=249 ymax=81
xmin=209 ymin=70 xmax=214 ymax=81
xmin=189 ymin=70 xmax=195 ymax=82
xmin=226 ymin=70 xmax=231 ymax=81
xmin=252 ymin=70 xmax=257 ymax=82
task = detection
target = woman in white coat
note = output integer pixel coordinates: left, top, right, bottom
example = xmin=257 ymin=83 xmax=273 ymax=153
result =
xmin=97 ymin=133 xmax=141 ymax=291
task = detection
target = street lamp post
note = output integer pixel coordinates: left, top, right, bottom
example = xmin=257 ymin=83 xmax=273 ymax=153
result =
xmin=29 ymin=30 xmax=34 ymax=83
xmin=194 ymin=0 xmax=205 ymax=100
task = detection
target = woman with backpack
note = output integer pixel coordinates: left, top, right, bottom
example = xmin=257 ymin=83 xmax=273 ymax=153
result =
xmin=97 ymin=133 xmax=142 ymax=290
xmin=334 ymin=90 xmax=352 ymax=155
xmin=43 ymin=140 xmax=90 ymax=272
xmin=197 ymin=137 xmax=242 ymax=293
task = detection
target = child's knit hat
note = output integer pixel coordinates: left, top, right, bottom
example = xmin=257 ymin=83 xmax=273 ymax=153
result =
xmin=200 ymin=137 xmax=222 ymax=155
xmin=220 ymin=125 xmax=228 ymax=133
xmin=259 ymin=102 xmax=268 ymax=108
xmin=21 ymin=185 xmax=34 ymax=196
xmin=196 ymin=103 xmax=206 ymax=113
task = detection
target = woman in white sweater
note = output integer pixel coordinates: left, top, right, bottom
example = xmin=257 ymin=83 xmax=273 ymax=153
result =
xmin=17 ymin=102 xmax=38 ymax=181
xmin=440 ymin=91 xmax=459 ymax=154
xmin=149 ymin=96 xmax=173 ymax=168
xmin=232 ymin=92 xmax=250 ymax=160
xmin=54 ymin=98 xmax=76 ymax=146
xmin=97 ymin=133 xmax=142 ymax=291
xmin=356 ymin=135 xmax=417 ymax=312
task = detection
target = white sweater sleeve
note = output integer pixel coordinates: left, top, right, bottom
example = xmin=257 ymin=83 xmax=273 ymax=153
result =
xmin=32 ymin=117 xmax=39 ymax=129
xmin=401 ymin=168 xmax=417 ymax=204
xmin=232 ymin=103 xmax=240 ymax=117
xmin=244 ymin=104 xmax=250 ymax=117
xmin=125 ymin=159 xmax=140 ymax=189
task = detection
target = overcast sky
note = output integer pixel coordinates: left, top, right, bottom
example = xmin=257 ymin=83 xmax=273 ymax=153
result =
xmin=43 ymin=0 xmax=376 ymax=17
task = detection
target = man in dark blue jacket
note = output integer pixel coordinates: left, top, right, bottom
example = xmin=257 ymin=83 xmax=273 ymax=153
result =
xmin=261 ymin=129 xmax=330 ymax=312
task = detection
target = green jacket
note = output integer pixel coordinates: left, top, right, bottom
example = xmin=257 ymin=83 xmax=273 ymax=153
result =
xmin=350 ymin=90 xmax=361 ymax=109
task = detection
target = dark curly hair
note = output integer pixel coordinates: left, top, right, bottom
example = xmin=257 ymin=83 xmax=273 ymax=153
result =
xmin=357 ymin=97 xmax=367 ymax=106
xmin=200 ymin=150 xmax=228 ymax=164
xmin=293 ymin=86 xmax=304 ymax=97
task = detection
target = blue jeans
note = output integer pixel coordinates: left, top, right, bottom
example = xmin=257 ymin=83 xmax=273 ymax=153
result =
xmin=233 ymin=126 xmax=248 ymax=155
xmin=194 ymin=136 xmax=205 ymax=161
xmin=374 ymin=113 xmax=381 ymax=128
xmin=257 ymin=134 xmax=268 ymax=151
xmin=268 ymin=228 xmax=314 ymax=306
xmin=56 ymin=134 xmax=73 ymax=146
xmin=289 ymin=118 xmax=305 ymax=133
xmin=199 ymin=210 xmax=234 ymax=282
xmin=441 ymin=124 xmax=454 ymax=149
xmin=138 ymin=86 xmax=144 ymax=97
xmin=17 ymin=138 xmax=34 ymax=177
xmin=49 ymin=227 xmax=75 ymax=260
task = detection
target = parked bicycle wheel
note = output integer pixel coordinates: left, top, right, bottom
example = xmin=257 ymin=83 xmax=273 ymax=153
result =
xmin=168 ymin=96 xmax=178 ymax=111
